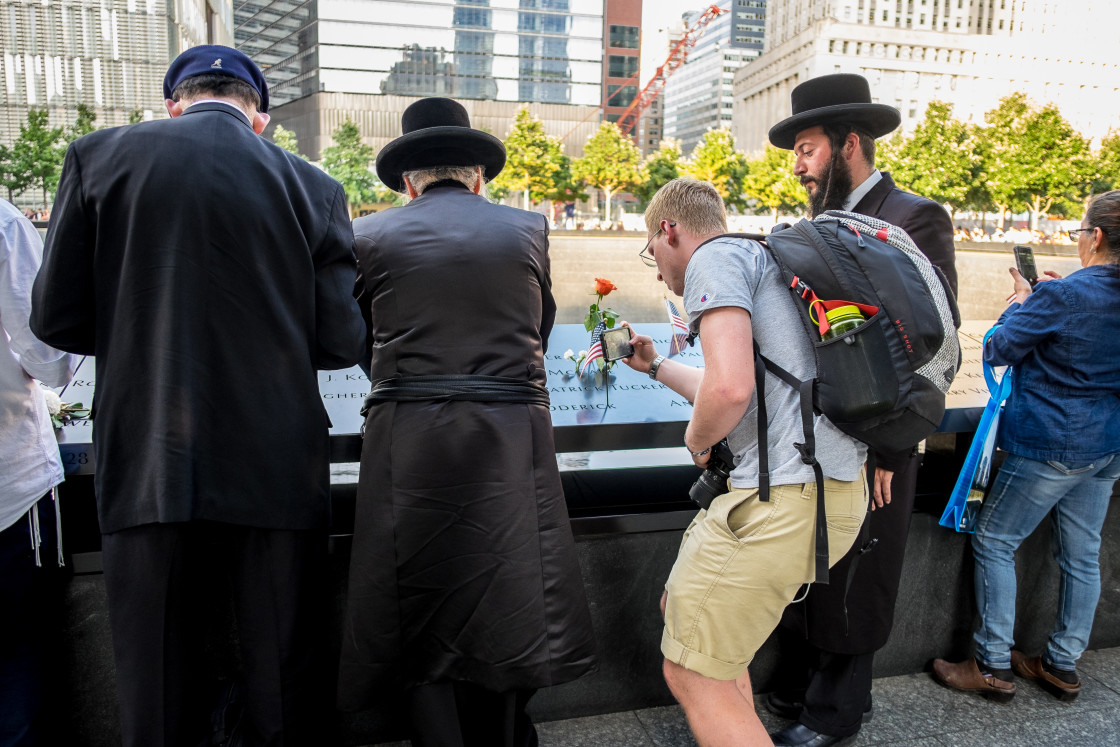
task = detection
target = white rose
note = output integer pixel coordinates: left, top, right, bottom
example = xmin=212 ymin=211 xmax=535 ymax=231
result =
xmin=42 ymin=389 xmax=62 ymax=416
xmin=578 ymin=350 xmax=587 ymax=359
xmin=563 ymin=348 xmax=575 ymax=361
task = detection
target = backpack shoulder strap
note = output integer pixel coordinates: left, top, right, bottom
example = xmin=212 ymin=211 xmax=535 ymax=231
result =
xmin=701 ymin=232 xmax=831 ymax=583
xmin=753 ymin=345 xmax=830 ymax=584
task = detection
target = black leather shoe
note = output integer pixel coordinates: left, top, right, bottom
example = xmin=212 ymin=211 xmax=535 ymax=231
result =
xmin=763 ymin=692 xmax=874 ymax=723
xmin=764 ymin=691 xmax=804 ymax=719
xmin=768 ymin=723 xmax=856 ymax=747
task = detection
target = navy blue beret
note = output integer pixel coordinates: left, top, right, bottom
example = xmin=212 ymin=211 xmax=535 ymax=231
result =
xmin=163 ymin=45 xmax=269 ymax=113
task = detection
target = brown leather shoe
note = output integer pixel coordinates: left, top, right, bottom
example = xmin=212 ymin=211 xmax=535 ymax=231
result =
xmin=1011 ymin=650 xmax=1081 ymax=702
xmin=931 ymin=657 xmax=1016 ymax=703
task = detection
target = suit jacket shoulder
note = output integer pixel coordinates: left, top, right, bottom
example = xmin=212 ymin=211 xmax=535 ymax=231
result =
xmin=853 ymin=172 xmax=957 ymax=297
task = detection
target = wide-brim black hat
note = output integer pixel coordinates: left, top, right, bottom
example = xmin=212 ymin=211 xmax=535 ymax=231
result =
xmin=768 ymin=74 xmax=900 ymax=150
xmin=375 ymin=97 xmax=506 ymax=193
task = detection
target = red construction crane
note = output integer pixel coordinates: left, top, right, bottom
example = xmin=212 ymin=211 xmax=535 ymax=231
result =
xmin=562 ymin=4 xmax=727 ymax=142
xmin=616 ymin=4 xmax=728 ymax=136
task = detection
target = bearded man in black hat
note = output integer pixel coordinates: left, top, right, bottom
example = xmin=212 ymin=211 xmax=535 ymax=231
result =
xmin=764 ymin=73 xmax=957 ymax=747
xmin=31 ymin=45 xmax=365 ymax=745
xmin=337 ymin=97 xmax=597 ymax=746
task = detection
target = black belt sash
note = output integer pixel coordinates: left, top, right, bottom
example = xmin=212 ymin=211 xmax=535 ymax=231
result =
xmin=361 ymin=374 xmax=550 ymax=416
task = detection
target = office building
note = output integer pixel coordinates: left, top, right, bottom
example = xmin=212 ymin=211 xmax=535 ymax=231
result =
xmin=1 ymin=0 xmax=232 ymax=156
xmin=732 ymin=0 xmax=1120 ymax=154
xmin=637 ymin=93 xmax=662 ymax=156
xmin=602 ymin=0 xmax=642 ymax=126
xmin=236 ymin=0 xmax=613 ymax=160
xmin=660 ymin=0 xmax=765 ymax=154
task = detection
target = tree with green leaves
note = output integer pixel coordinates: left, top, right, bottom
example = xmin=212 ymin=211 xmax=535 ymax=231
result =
xmin=632 ymin=139 xmax=683 ymax=208
xmin=1014 ymin=104 xmax=1092 ymax=228
xmin=874 ymin=130 xmax=903 ymax=172
xmin=490 ymin=107 xmax=567 ymax=211
xmin=974 ymin=95 xmax=1092 ymax=230
xmin=973 ymin=93 xmax=1033 ymax=229
xmin=957 ymin=121 xmax=999 ymax=221
xmin=322 ymin=119 xmax=378 ymax=215
xmin=1091 ymin=130 xmax=1120 ymax=203
xmin=272 ymin=125 xmax=304 ymax=158
xmin=571 ymin=121 xmax=642 ymax=222
xmin=683 ymin=128 xmax=749 ymax=211
xmin=370 ymin=173 xmax=398 ymax=206
xmin=128 ymin=109 xmax=145 ymax=125
xmin=740 ymin=144 xmax=806 ymax=222
xmin=0 ymin=143 xmax=32 ymax=202
xmin=542 ymin=153 xmax=588 ymax=206
xmin=10 ymin=109 xmax=66 ymax=210
xmin=67 ymin=103 xmax=98 ymax=142
xmin=881 ymin=101 xmax=975 ymax=218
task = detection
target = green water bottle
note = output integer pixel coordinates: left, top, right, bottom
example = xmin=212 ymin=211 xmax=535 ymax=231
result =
xmin=822 ymin=305 xmax=864 ymax=341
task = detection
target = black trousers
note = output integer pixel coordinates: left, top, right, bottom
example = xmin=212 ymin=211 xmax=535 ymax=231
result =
xmin=408 ymin=682 xmax=537 ymax=747
xmin=771 ymin=452 xmax=920 ymax=738
xmin=771 ymin=629 xmax=874 ymax=739
xmin=101 ymin=521 xmax=330 ymax=747
xmin=0 ymin=495 xmax=64 ymax=747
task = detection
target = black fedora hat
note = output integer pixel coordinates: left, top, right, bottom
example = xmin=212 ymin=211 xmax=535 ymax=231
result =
xmin=768 ymin=73 xmax=900 ymax=150
xmin=375 ymin=97 xmax=506 ymax=193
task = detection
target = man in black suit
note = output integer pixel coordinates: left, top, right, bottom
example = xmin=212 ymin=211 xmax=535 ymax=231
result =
xmin=337 ymin=98 xmax=596 ymax=746
xmin=32 ymin=46 xmax=365 ymax=746
xmin=765 ymin=74 xmax=957 ymax=747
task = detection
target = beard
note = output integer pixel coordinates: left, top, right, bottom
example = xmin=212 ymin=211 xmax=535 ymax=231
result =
xmin=803 ymin=150 xmax=854 ymax=218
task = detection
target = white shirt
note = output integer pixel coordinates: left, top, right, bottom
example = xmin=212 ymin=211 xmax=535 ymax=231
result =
xmin=0 ymin=200 xmax=79 ymax=531
xmin=843 ymin=169 xmax=883 ymax=212
xmin=185 ymin=98 xmax=252 ymax=125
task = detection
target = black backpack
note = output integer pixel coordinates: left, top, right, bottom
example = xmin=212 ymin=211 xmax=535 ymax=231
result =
xmin=718 ymin=210 xmax=960 ymax=582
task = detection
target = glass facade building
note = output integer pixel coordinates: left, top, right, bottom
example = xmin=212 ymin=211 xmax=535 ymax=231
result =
xmin=1 ymin=0 xmax=233 ymax=158
xmin=661 ymin=0 xmax=764 ymax=153
xmin=236 ymin=0 xmax=606 ymax=109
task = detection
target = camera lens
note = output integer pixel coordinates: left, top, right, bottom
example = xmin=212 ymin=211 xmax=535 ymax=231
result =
xmin=688 ymin=440 xmax=734 ymax=510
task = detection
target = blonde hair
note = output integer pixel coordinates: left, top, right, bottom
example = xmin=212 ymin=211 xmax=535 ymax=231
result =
xmin=644 ymin=178 xmax=727 ymax=238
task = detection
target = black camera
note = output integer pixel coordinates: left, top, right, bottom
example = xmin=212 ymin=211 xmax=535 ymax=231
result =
xmin=688 ymin=440 xmax=736 ymax=510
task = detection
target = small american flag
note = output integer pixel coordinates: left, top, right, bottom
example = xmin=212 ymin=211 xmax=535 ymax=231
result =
xmin=666 ymin=299 xmax=690 ymax=356
xmin=580 ymin=321 xmax=606 ymax=376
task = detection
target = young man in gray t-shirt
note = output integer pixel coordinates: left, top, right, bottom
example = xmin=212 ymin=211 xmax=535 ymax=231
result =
xmin=623 ymin=179 xmax=868 ymax=746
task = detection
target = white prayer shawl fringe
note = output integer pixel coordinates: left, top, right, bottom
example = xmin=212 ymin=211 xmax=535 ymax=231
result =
xmin=26 ymin=486 xmax=65 ymax=568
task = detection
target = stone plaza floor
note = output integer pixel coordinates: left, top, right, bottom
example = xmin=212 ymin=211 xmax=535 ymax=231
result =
xmin=369 ymin=646 xmax=1120 ymax=746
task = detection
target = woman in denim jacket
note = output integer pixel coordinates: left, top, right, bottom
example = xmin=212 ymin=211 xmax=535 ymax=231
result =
xmin=934 ymin=190 xmax=1120 ymax=704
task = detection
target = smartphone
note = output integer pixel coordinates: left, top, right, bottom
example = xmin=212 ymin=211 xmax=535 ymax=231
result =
xmin=601 ymin=326 xmax=635 ymax=362
xmin=1013 ymin=245 xmax=1038 ymax=287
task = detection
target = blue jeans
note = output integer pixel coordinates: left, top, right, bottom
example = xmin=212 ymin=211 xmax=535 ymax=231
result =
xmin=972 ymin=452 xmax=1120 ymax=672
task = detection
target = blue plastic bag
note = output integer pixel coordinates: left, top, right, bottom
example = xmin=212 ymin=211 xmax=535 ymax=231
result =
xmin=939 ymin=325 xmax=1012 ymax=533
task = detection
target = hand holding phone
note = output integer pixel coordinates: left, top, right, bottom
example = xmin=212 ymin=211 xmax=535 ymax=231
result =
xmin=1013 ymin=245 xmax=1038 ymax=287
xmin=601 ymin=326 xmax=635 ymax=362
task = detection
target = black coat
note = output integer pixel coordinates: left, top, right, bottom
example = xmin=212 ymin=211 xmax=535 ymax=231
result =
xmin=31 ymin=103 xmax=365 ymax=532
xmin=854 ymin=172 xmax=958 ymax=304
xmin=337 ymin=185 xmax=597 ymax=707
xmin=785 ymin=172 xmax=958 ymax=653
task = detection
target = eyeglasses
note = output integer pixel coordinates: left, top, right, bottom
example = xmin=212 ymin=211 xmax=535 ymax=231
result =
xmin=1069 ymin=227 xmax=1097 ymax=240
xmin=639 ymin=222 xmax=675 ymax=267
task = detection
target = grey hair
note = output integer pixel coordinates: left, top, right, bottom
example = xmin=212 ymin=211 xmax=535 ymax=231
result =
xmin=402 ymin=165 xmax=487 ymax=197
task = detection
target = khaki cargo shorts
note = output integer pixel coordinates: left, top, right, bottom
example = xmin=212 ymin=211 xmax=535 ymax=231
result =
xmin=661 ymin=471 xmax=867 ymax=680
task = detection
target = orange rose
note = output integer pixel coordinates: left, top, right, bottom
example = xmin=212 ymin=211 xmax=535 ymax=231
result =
xmin=594 ymin=277 xmax=617 ymax=296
